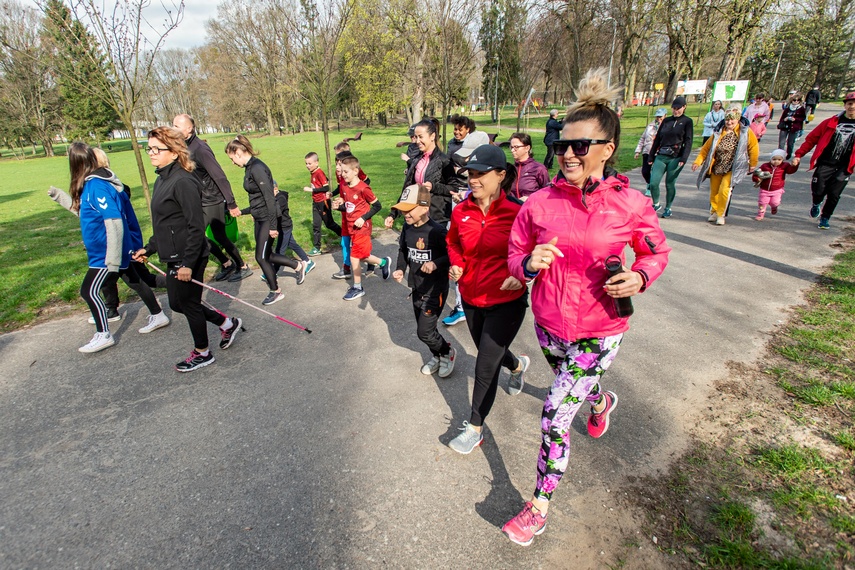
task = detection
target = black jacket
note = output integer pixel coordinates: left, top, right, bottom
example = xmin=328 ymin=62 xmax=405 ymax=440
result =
xmin=393 ymin=150 xmax=459 ymax=224
xmin=544 ymin=117 xmax=562 ymax=145
xmin=649 ymin=115 xmax=694 ymax=164
xmin=186 ymin=133 xmax=238 ymax=209
xmin=805 ymin=89 xmax=821 ymax=106
xmin=242 ymin=157 xmax=278 ymax=227
xmin=144 ymin=161 xmax=209 ymax=267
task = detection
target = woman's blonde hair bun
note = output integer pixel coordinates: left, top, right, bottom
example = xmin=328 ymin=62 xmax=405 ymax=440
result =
xmin=566 ymin=68 xmax=622 ymax=116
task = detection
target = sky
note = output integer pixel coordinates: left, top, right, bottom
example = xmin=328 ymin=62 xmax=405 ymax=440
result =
xmin=24 ymin=1 xmax=219 ymax=51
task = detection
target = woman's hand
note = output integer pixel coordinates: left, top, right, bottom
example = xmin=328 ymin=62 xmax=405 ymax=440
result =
xmin=132 ymin=248 xmax=147 ymax=263
xmin=691 ymin=163 xmax=700 ymax=172
xmin=604 ymin=270 xmax=644 ymax=298
xmin=269 ymin=229 xmax=279 ymax=239
xmin=392 ymin=269 xmax=404 ymax=283
xmin=423 ymin=182 xmax=432 ymax=191
xmin=634 ymin=152 xmax=639 ymax=160
xmin=499 ymin=276 xmax=524 ymax=291
xmin=354 ymin=218 xmax=365 ymax=229
xmin=176 ymin=266 xmax=192 ymax=282
xmin=229 ymin=207 xmax=242 ymax=217
xmin=400 ymin=153 xmax=409 ymax=162
xmin=384 ymin=215 xmax=394 ymax=229
xmin=525 ymin=237 xmax=563 ymax=273
xmin=449 ymin=265 xmax=463 ymax=282
xmin=420 ymin=261 xmax=436 ymax=274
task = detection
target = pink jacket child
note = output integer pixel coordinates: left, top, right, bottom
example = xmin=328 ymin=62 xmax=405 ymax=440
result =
xmin=751 ymin=149 xmax=799 ymax=220
xmin=750 ymin=115 xmax=767 ymax=141
xmin=508 ymin=172 xmax=670 ymax=342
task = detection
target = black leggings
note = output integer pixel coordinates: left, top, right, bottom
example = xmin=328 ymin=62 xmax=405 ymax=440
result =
xmin=254 ymin=219 xmax=297 ymax=290
xmin=166 ymin=258 xmax=225 ymax=350
xmin=462 ymin=292 xmax=528 ymax=426
xmin=203 ymin=203 xmax=244 ymax=268
xmin=81 ymin=268 xmax=120 ymax=333
xmin=413 ymin=292 xmax=450 ymax=357
xmin=641 ymin=153 xmax=652 ymax=184
xmin=101 ymin=262 xmax=163 ymax=315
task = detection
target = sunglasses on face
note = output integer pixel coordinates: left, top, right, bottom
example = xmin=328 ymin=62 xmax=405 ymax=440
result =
xmin=553 ymin=138 xmax=611 ymax=157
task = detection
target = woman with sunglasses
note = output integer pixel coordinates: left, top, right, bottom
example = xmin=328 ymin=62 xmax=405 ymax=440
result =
xmin=133 ymin=127 xmax=243 ymax=372
xmin=692 ymin=109 xmax=759 ymax=225
xmin=504 ymin=68 xmax=670 ymax=546
xmin=777 ymin=92 xmax=807 ymax=160
xmin=445 ymin=144 xmax=530 ymax=455
xmin=508 ymin=133 xmax=550 ymax=201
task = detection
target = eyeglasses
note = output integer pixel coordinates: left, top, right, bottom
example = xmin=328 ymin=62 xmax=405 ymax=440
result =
xmin=508 ymin=145 xmax=528 ymax=150
xmin=146 ymin=146 xmax=169 ymax=155
xmin=553 ymin=138 xmax=611 ymax=157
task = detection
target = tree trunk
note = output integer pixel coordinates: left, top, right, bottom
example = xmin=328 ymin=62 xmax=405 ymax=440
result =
xmin=43 ymin=139 xmax=54 ymax=158
xmin=127 ymin=124 xmax=152 ymax=211
xmin=321 ymin=104 xmax=332 ymax=181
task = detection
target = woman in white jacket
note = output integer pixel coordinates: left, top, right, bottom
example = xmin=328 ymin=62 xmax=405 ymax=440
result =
xmin=634 ymin=108 xmax=667 ymax=183
xmin=702 ymin=100 xmax=725 ymax=144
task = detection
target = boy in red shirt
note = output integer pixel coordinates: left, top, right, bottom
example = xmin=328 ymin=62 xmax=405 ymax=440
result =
xmin=332 ymin=143 xmax=373 ymax=279
xmin=303 ymin=152 xmax=342 ymax=256
xmin=332 ymin=156 xmax=390 ymax=301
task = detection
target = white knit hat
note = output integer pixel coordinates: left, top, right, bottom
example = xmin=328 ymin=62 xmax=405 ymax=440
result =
xmin=770 ymin=149 xmax=787 ymax=160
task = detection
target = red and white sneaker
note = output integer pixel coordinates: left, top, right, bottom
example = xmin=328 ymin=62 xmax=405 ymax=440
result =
xmin=587 ymin=390 xmax=618 ymax=438
xmin=502 ymin=502 xmax=547 ymax=546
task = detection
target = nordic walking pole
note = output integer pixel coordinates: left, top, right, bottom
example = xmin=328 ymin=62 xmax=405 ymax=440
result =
xmin=146 ymin=261 xmax=312 ymax=334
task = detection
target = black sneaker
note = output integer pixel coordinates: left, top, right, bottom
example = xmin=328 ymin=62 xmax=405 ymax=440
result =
xmin=332 ymin=268 xmax=352 ymax=280
xmin=219 ymin=317 xmax=243 ymax=350
xmin=227 ymin=266 xmax=254 ymax=282
xmin=380 ymin=257 xmax=392 ymax=280
xmin=366 ymin=263 xmax=376 ymax=274
xmin=262 ymin=291 xmax=285 ymax=305
xmin=213 ymin=264 xmax=235 ymax=281
xmin=175 ymin=350 xmax=215 ymax=372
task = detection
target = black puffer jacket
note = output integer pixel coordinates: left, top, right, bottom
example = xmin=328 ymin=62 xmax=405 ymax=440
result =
xmin=144 ymin=161 xmax=209 ymax=266
xmin=242 ymin=157 xmax=278 ymax=227
xmin=186 ymin=133 xmax=238 ymax=209
xmin=394 ymin=150 xmax=460 ymax=224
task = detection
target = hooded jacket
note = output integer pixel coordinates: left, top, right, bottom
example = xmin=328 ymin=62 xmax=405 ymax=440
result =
xmin=87 ymin=168 xmax=144 ymax=250
xmin=649 ymin=114 xmax=694 ymax=164
xmin=143 ymin=161 xmax=209 ymax=267
xmin=694 ymin=117 xmax=759 ymax=188
xmin=79 ymin=172 xmax=131 ymax=271
xmin=752 ymin=160 xmax=799 ymax=192
xmin=544 ymin=117 xmax=562 ymax=146
xmin=794 ymin=112 xmax=855 ymax=174
xmin=508 ymin=172 xmax=670 ymax=342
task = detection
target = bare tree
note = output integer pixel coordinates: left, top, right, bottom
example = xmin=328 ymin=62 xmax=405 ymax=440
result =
xmin=0 ymin=0 xmax=61 ymax=157
xmin=40 ymin=0 xmax=184 ymax=207
xmin=285 ymin=0 xmax=353 ymax=176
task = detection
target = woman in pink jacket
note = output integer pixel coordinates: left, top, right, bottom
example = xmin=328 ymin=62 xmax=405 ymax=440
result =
xmin=501 ymin=69 xmax=671 ymax=546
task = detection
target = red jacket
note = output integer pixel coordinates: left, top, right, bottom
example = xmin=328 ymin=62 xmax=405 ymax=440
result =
xmin=508 ymin=173 xmax=670 ymax=342
xmin=447 ymin=191 xmax=525 ymax=308
xmin=751 ymin=161 xmax=798 ymax=192
xmin=795 ymin=112 xmax=855 ymax=174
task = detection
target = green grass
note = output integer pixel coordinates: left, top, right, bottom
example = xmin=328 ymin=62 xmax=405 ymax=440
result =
xmin=0 ymin=109 xmax=684 ymax=331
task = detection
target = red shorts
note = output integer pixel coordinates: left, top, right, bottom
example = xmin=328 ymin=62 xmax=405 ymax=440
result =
xmin=350 ymin=233 xmax=373 ymax=260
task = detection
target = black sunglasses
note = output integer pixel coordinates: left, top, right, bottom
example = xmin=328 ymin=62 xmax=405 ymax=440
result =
xmin=553 ymin=138 xmax=611 ymax=157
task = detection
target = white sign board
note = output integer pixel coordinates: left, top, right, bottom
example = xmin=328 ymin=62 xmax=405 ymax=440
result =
xmin=712 ymin=81 xmax=751 ymax=101
xmin=676 ymin=80 xmax=708 ymax=96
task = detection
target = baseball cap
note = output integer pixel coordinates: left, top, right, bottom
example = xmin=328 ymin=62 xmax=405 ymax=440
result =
xmin=844 ymin=92 xmax=855 ymax=102
xmin=672 ymin=96 xmax=687 ymax=108
xmin=392 ymin=184 xmax=431 ymax=212
xmin=460 ymin=144 xmax=507 ymax=172
xmin=655 ymin=108 xmax=667 ymax=117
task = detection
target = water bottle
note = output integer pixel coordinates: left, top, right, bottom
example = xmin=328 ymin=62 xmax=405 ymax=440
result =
xmin=604 ymin=255 xmax=634 ymax=318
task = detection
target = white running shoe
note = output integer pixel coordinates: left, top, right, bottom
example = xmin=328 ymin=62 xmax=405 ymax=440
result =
xmin=139 ymin=312 xmax=170 ymax=334
xmin=438 ymin=347 xmax=456 ymax=378
xmin=79 ymin=332 xmax=115 ymax=353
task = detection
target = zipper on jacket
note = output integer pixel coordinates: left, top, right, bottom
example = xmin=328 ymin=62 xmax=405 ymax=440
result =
xmin=644 ymin=236 xmax=658 ymax=254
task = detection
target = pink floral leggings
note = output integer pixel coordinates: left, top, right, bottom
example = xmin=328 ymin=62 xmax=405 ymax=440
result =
xmin=533 ymin=324 xmax=623 ymax=501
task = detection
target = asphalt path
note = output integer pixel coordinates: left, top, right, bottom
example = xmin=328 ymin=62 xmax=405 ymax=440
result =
xmin=1 ymin=104 xmax=849 ymax=569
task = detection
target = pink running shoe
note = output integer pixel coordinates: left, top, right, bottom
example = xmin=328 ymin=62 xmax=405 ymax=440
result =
xmin=587 ymin=391 xmax=618 ymax=438
xmin=502 ymin=502 xmax=547 ymax=546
